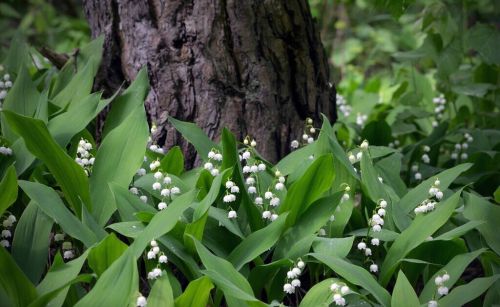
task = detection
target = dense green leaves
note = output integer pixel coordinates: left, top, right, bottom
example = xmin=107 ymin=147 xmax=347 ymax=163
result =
xmin=0 ymin=246 xmax=37 ymax=307
xmin=4 ymin=112 xmax=92 ymax=216
xmin=391 ymin=271 xmax=420 ymax=307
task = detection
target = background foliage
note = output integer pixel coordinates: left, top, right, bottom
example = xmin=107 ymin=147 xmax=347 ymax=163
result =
xmin=0 ymin=0 xmax=499 ymax=306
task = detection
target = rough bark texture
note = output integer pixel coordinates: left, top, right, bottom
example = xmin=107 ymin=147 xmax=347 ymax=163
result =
xmin=83 ymin=0 xmax=336 ymax=166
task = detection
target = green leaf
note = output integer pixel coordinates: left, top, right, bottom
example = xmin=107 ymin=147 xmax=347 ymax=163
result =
xmin=360 ymin=149 xmax=388 ymax=203
xmin=275 ymin=143 xmax=317 ymax=176
xmin=193 ymin=239 xmax=260 ymax=302
xmin=75 ymin=252 xmax=138 ymax=307
xmin=174 ymin=276 xmax=213 ymax=307
xmin=0 ymin=165 xmax=17 ymax=217
xmin=419 ymin=249 xmax=486 ymax=302
xmin=110 ymin=183 xmax=156 ymax=222
xmin=434 ymin=220 xmax=485 ymax=241
xmin=4 ymin=33 xmax=29 ymax=74
xmin=274 ymin=193 xmax=342 ymax=260
xmin=90 ymin=103 xmax=149 ymax=226
xmin=279 ymin=154 xmax=335 ymax=226
xmin=394 ymin=163 xmax=471 ymax=230
xmin=11 ymin=202 xmax=53 ymax=284
xmin=193 ymin=169 xmax=229 ymax=220
xmin=148 ymin=274 xmax=175 ymax=307
xmin=221 ymin=128 xmax=238 ymax=170
xmin=463 ymin=192 xmax=500 ymax=255
xmin=129 ymin=190 xmax=197 ymax=257
xmin=438 ymin=275 xmax=500 ymax=306
xmin=465 ymin=24 xmax=500 ymax=65
xmin=161 ymin=146 xmax=184 ymax=176
xmin=380 ymin=190 xmax=461 ymax=286
xmin=37 ymin=251 xmax=91 ymax=307
xmin=299 ymin=278 xmax=336 ymax=307
xmin=4 ymin=111 xmax=91 ymax=216
xmin=184 ymin=211 xmax=209 ymax=255
xmin=51 ymin=56 xmax=101 ymax=109
xmin=28 ymin=274 xmax=94 ymax=307
xmin=311 ymin=253 xmax=391 ymax=306
xmin=391 ymin=271 xmax=420 ymax=307
xmin=228 ymin=213 xmax=288 ymax=270
xmin=0 ymin=246 xmax=37 ymax=307
xmin=19 ymin=181 xmax=98 ymax=247
xmin=312 ymin=236 xmax=354 ymax=258
xmin=169 ymin=117 xmax=217 ymax=160
xmin=88 ymin=233 xmax=128 ymax=277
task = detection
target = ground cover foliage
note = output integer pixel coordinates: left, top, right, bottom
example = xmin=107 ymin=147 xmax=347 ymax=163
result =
xmin=0 ymin=0 xmax=499 ymax=306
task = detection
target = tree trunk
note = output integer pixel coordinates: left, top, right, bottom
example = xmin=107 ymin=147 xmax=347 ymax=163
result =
xmin=83 ymin=0 xmax=336 ymax=166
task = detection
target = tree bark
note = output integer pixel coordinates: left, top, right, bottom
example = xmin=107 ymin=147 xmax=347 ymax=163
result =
xmin=83 ymin=0 xmax=336 ymax=165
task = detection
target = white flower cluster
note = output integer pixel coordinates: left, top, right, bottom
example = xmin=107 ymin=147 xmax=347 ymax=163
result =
xmin=421 ymin=145 xmax=431 ymax=164
xmin=75 ymin=139 xmax=95 ymax=176
xmin=204 ymin=149 xmax=223 ymax=176
xmin=434 ymin=272 xmax=450 ymax=297
xmin=136 ymin=294 xmax=147 ymax=307
xmin=223 ymin=179 xmax=240 ymax=219
xmin=0 ymin=69 xmax=13 ymax=110
xmin=415 ymin=179 xmax=443 ymax=214
xmin=412 ymin=164 xmax=422 ymax=181
xmin=337 ymin=93 xmax=352 ymax=117
xmin=62 ymin=241 xmax=75 ymax=260
xmin=451 ymin=133 xmax=473 ymax=161
xmin=147 ymin=124 xmax=165 ymax=154
xmin=152 ymin=171 xmax=180 ymax=210
xmin=356 ymin=113 xmax=368 ymax=127
xmin=341 ymin=185 xmax=351 ymax=202
xmin=0 ymin=214 xmax=16 ymax=248
xmin=290 ymin=118 xmax=316 ymax=149
xmin=432 ymin=94 xmax=446 ymax=126
xmin=146 ymin=240 xmax=168 ymax=279
xmin=388 ymin=139 xmax=400 ymax=148
xmin=259 ymin=171 xmax=285 ymax=222
xmin=283 ymin=260 xmax=306 ymax=294
xmin=369 ymin=199 xmax=387 ymax=233
xmin=330 ymin=282 xmax=350 ymax=306
xmin=0 ymin=141 xmax=13 ymax=156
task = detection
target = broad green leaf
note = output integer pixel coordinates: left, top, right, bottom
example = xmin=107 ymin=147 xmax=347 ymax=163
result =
xmin=110 ymin=183 xmax=156 ymax=222
xmin=275 ymin=143 xmax=316 ymax=176
xmin=169 ymin=117 xmax=217 ymax=160
xmin=28 ymin=274 xmax=93 ymax=307
xmin=391 ymin=271 xmax=420 ymax=307
xmin=107 ymin=221 xmax=145 ymax=238
xmin=1 ymin=65 xmax=44 ymax=141
xmin=193 ymin=239 xmax=260 ymax=302
xmin=228 ymin=213 xmax=288 ymax=270
xmin=184 ymin=211 xmax=209 ymax=254
xmin=48 ymin=93 xmax=105 ymax=146
xmin=101 ymin=68 xmax=149 ymax=137
xmin=129 ymin=190 xmax=196 ymax=257
xmin=360 ymin=149 xmax=388 ymax=203
xmin=463 ymin=193 xmax=500 ymax=255
xmin=465 ymin=24 xmax=500 ymax=65
xmin=208 ymin=207 xmax=245 ymax=239
xmin=0 ymin=165 xmax=17 ymax=217
xmin=4 ymin=33 xmax=29 ymax=74
xmin=274 ymin=193 xmax=342 ymax=260
xmin=380 ymin=190 xmax=461 ymax=286
xmin=438 ymin=275 xmax=499 ymax=306
xmin=434 ymin=220 xmax=485 ymax=241
xmin=11 ymin=202 xmax=53 ymax=284
xmin=161 ymin=146 xmax=184 ymax=176
xmin=88 ymin=233 xmax=128 ymax=277
xmin=148 ymin=274 xmax=175 ymax=307
xmin=221 ymin=128 xmax=238 ymax=170
xmin=90 ymin=103 xmax=149 ymax=226
xmin=299 ymin=278 xmax=336 ymax=307
xmin=419 ymin=249 xmax=486 ymax=302
xmin=193 ymin=169 xmax=229 ymax=220
xmin=51 ymin=56 xmax=101 ymax=109
xmin=174 ymin=276 xmax=213 ymax=307
xmin=279 ymin=154 xmax=335 ymax=226
xmin=0 ymin=246 xmax=37 ymax=307
xmin=19 ymin=181 xmax=98 ymax=247
xmin=312 ymin=236 xmax=354 ymax=258
xmin=311 ymin=253 xmax=391 ymax=306
xmin=394 ymin=163 xmax=471 ymax=230
xmin=75 ymin=252 xmax=138 ymax=307
xmin=37 ymin=251 xmax=91 ymax=307
xmin=4 ymin=112 xmax=91 ymax=216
